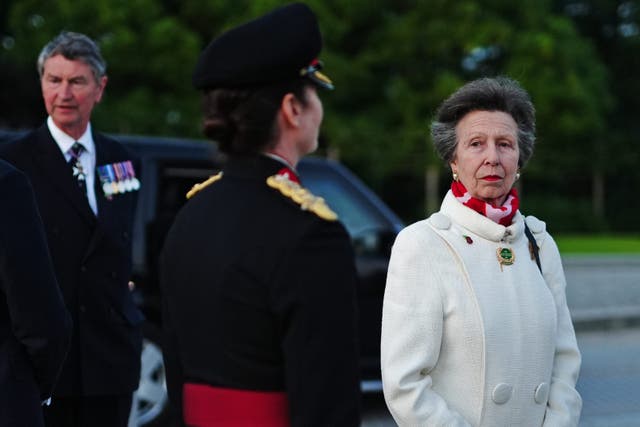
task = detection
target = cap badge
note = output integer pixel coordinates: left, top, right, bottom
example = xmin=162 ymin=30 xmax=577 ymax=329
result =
xmin=266 ymin=171 xmax=337 ymax=221
xmin=300 ymin=58 xmax=334 ymax=90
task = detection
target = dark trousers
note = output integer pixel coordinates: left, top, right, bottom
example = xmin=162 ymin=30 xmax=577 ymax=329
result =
xmin=43 ymin=394 xmax=132 ymax=427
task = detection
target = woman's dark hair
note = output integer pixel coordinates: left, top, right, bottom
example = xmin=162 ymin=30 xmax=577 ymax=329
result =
xmin=201 ymin=79 xmax=310 ymax=155
xmin=431 ymin=76 xmax=536 ymax=168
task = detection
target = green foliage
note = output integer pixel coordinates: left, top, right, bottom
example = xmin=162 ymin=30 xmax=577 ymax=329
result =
xmin=523 ymin=193 xmax=610 ymax=232
xmin=0 ymin=0 xmax=631 ymax=230
xmin=3 ymin=0 xmax=202 ymax=136
xmin=312 ymin=0 xmax=611 ymax=222
xmin=555 ymin=234 xmax=640 ymax=254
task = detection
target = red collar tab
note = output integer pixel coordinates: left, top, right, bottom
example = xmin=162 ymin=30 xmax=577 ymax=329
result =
xmin=276 ymin=167 xmax=300 ymax=184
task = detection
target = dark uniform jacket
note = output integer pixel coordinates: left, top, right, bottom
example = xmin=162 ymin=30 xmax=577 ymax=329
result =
xmin=0 ymin=124 xmax=143 ymax=396
xmin=161 ymin=155 xmax=361 ymax=426
xmin=0 ymin=159 xmax=71 ymax=426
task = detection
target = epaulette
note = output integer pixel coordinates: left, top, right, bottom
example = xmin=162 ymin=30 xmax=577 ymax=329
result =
xmin=266 ymin=173 xmax=338 ymax=221
xmin=186 ymin=172 xmax=223 ymax=199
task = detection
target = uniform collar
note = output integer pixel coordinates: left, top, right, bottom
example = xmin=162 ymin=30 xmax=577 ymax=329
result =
xmin=263 ymin=152 xmax=297 ymax=172
xmin=224 ymin=154 xmax=299 ymax=180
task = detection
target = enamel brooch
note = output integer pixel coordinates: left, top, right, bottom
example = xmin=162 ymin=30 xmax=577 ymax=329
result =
xmin=496 ymin=247 xmax=515 ymax=271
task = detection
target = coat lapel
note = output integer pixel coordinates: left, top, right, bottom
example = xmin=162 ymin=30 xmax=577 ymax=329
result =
xmin=31 ymin=125 xmax=96 ymax=227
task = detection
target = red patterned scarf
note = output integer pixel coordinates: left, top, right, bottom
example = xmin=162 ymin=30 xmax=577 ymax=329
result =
xmin=451 ymin=181 xmax=519 ymax=226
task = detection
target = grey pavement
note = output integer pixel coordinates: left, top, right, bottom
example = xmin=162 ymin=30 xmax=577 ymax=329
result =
xmin=362 ymin=327 xmax=640 ymax=426
xmin=563 ymin=255 xmax=640 ymax=330
xmin=576 ymin=327 xmax=640 ymax=427
xmin=362 ymin=256 xmax=640 ymax=426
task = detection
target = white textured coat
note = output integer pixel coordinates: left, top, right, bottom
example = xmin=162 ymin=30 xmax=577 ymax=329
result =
xmin=381 ymin=191 xmax=582 ymax=426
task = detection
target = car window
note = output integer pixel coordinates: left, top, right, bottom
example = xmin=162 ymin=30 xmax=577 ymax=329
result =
xmin=298 ymin=160 xmax=393 ymax=239
xmin=156 ymin=164 xmax=216 ymax=213
xmin=152 ymin=161 xmax=218 ymax=244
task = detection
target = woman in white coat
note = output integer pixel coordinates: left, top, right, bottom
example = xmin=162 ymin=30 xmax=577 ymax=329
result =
xmin=381 ymin=77 xmax=582 ymax=426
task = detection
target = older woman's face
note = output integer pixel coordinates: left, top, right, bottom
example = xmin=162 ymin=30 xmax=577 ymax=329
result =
xmin=450 ymin=110 xmax=519 ymax=206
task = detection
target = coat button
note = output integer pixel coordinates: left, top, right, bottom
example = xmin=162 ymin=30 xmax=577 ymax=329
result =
xmin=492 ymin=383 xmax=513 ymax=404
xmin=534 ymin=382 xmax=550 ymax=404
xmin=80 ymin=305 xmax=86 ymax=313
xmin=80 ymin=266 xmax=87 ymax=273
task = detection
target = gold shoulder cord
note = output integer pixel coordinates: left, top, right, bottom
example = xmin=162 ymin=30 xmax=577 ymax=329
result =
xmin=186 ymin=172 xmax=223 ymax=199
xmin=266 ymin=174 xmax=338 ymax=221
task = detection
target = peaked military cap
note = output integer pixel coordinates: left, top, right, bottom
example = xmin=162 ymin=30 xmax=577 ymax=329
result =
xmin=192 ymin=2 xmax=333 ymax=91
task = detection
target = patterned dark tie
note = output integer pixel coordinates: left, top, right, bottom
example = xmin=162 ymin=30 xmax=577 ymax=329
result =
xmin=68 ymin=142 xmax=87 ymax=197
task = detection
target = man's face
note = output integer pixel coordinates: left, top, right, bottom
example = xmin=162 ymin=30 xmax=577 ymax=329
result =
xmin=41 ymin=54 xmax=107 ymax=139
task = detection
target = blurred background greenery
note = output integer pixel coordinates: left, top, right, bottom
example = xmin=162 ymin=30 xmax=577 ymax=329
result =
xmin=1 ymin=0 xmax=639 ymax=235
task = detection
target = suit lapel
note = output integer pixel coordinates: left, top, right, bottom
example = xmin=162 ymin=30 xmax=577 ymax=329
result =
xmin=85 ymin=133 xmax=119 ymax=259
xmin=31 ymin=125 xmax=96 ymax=226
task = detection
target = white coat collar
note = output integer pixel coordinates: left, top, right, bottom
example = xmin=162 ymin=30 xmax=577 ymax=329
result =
xmin=439 ymin=190 xmax=524 ymax=243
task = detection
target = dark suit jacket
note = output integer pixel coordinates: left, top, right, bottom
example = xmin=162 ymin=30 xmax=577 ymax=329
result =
xmin=0 ymin=124 xmax=143 ymax=397
xmin=161 ymin=155 xmax=361 ymax=426
xmin=0 ymin=159 xmax=71 ymax=426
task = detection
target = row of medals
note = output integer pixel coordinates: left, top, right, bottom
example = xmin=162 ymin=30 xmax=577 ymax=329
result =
xmin=97 ymin=161 xmax=140 ymax=197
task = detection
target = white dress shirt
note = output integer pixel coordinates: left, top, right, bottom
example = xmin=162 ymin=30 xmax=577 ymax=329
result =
xmin=47 ymin=116 xmax=98 ymax=215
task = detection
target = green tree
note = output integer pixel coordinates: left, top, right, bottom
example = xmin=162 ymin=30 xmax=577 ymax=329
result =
xmin=554 ymin=0 xmax=640 ymax=230
xmin=1 ymin=0 xmax=615 ymax=230
xmin=3 ymin=0 xmax=201 ymax=136
xmin=307 ymin=0 xmax=611 ymax=224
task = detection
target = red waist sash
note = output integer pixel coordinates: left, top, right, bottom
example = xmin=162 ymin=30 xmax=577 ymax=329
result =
xmin=183 ymin=383 xmax=290 ymax=427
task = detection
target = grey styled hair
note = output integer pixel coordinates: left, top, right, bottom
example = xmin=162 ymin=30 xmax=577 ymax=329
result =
xmin=430 ymin=76 xmax=536 ymax=168
xmin=37 ymin=31 xmax=106 ymax=82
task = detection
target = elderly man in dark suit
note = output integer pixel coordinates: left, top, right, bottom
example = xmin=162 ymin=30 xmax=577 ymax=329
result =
xmin=0 ymin=159 xmax=71 ymax=427
xmin=0 ymin=32 xmax=143 ymax=427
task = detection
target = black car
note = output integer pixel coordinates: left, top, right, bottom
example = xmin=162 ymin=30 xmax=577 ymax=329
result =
xmin=0 ymin=130 xmax=403 ymax=426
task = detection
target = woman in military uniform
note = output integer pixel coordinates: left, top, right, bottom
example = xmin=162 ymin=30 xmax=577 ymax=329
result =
xmin=160 ymin=3 xmax=361 ymax=426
